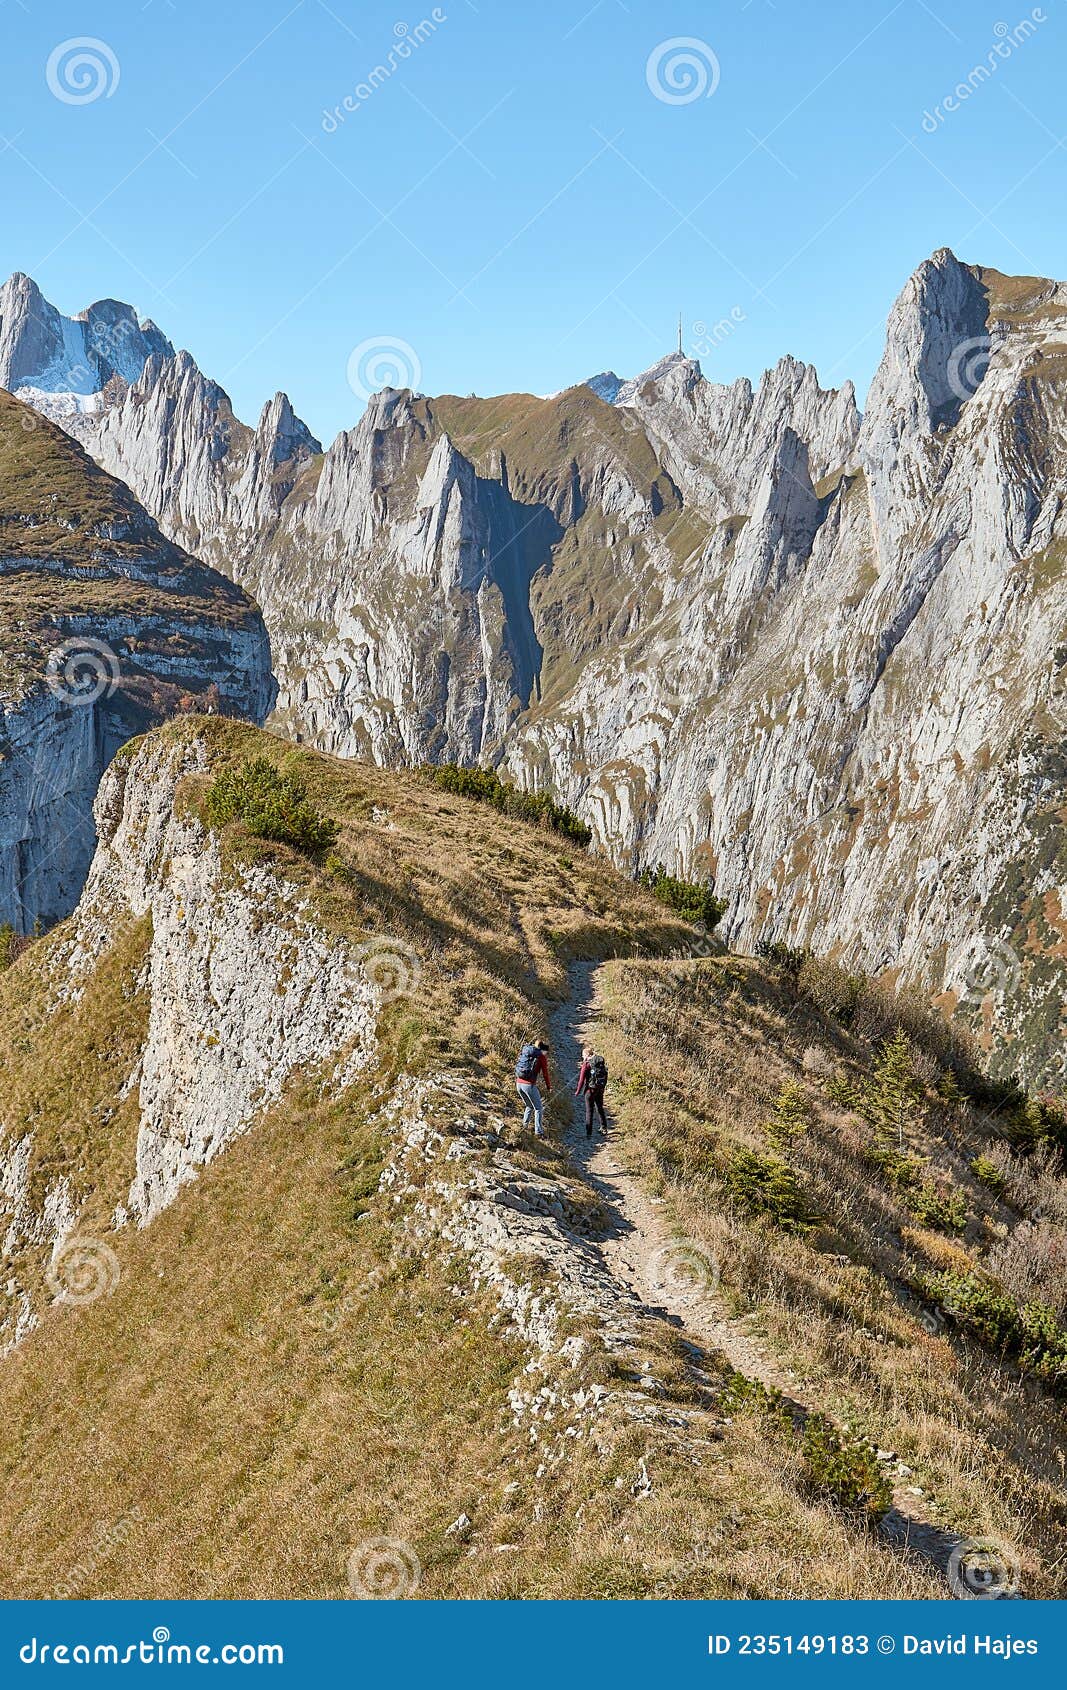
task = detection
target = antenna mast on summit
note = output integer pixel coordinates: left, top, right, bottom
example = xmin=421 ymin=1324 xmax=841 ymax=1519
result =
xmin=677 ymin=313 xmax=683 ymax=355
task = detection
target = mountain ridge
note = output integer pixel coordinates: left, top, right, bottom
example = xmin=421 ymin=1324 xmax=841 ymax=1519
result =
xmin=1 ymin=251 xmax=1065 ymax=1090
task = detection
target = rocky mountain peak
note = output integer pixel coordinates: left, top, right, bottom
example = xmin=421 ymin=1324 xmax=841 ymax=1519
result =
xmin=864 ymin=246 xmax=991 ymax=440
xmin=614 ymin=350 xmax=701 ymax=407
xmin=584 ymin=371 xmax=624 ymax=403
xmin=0 ymin=273 xmax=175 ymax=419
xmin=255 ymin=391 xmax=322 ymax=465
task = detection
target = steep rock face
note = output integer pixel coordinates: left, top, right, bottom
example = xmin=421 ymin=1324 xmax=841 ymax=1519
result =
xmin=81 ymin=351 xmax=322 ymax=572
xmin=614 ymin=350 xmax=861 ymax=518
xmin=63 ymin=734 xmax=379 ymax=1222
xmin=0 ymin=389 xmax=274 ymax=930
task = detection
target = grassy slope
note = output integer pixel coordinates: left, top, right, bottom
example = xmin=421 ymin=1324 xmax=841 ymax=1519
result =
xmin=0 ymin=718 xmax=951 ymax=1600
xmin=599 ymin=956 xmax=1067 ymax=1596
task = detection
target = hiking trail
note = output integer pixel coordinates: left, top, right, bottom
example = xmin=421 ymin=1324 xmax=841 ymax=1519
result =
xmin=549 ymin=960 xmax=978 ymax=1588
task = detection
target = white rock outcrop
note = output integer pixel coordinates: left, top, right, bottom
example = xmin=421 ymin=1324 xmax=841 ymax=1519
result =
xmin=65 ymin=734 xmax=381 ymax=1221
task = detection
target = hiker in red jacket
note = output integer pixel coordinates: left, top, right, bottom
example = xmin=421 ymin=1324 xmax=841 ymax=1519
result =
xmin=575 ymin=1046 xmax=608 ymax=1138
xmin=515 ymin=1040 xmax=551 ymax=1138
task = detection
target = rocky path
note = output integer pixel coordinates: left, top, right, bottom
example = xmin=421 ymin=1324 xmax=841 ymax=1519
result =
xmin=549 ymin=961 xmax=977 ymax=1590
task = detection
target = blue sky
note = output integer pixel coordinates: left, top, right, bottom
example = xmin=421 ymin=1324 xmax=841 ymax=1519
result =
xmin=1 ymin=0 xmax=1064 ymax=443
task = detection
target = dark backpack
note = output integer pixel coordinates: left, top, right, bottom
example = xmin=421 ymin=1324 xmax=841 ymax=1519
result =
xmin=588 ymin=1054 xmax=608 ymax=1088
xmin=516 ymin=1044 xmax=540 ymax=1081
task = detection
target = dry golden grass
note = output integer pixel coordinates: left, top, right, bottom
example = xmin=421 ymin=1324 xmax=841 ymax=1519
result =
xmin=0 ymin=1041 xmax=940 ymax=1600
xmin=598 ymin=957 xmax=1067 ymax=1598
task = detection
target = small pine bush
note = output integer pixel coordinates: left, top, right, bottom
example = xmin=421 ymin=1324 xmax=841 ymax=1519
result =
xmin=763 ymin=1081 xmax=810 ymax=1150
xmin=724 ymin=1147 xmax=813 ymax=1233
xmin=867 ymin=1141 xmax=923 ymax=1189
xmin=910 ymin=1180 xmax=968 ymax=1235
xmin=970 ymin=1154 xmax=1007 ymax=1196
xmin=428 ymin=764 xmax=592 ymax=846
xmin=203 ymin=757 xmax=338 ymax=855
xmin=865 ymin=1028 xmax=924 ymax=1147
xmin=638 ymin=863 xmax=725 ymax=929
xmin=824 ymin=1070 xmax=862 ymax=1111
xmin=802 ymin=1413 xmax=892 ymax=1518
xmin=754 ymin=938 xmax=809 ymax=985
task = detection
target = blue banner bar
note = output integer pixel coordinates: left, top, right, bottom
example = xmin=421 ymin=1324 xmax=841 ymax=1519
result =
xmin=1 ymin=1601 xmax=1063 ymax=1685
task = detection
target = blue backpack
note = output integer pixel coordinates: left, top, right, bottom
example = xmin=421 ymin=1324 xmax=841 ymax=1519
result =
xmin=516 ymin=1044 xmax=540 ymax=1081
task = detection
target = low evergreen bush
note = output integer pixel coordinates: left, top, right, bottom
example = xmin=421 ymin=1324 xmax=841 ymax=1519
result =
xmin=204 ymin=757 xmax=338 ymax=855
xmin=638 ymin=863 xmax=725 ymax=928
xmin=428 ymin=764 xmax=592 ymax=846
xmin=802 ymin=1413 xmax=892 ymax=1517
xmin=922 ymin=1268 xmax=1067 ymax=1389
xmin=724 ymin=1146 xmax=813 ymax=1233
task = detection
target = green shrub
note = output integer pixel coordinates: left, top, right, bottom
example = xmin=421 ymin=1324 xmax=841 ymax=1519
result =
xmin=866 ymin=1138 xmax=968 ymax=1233
xmin=428 ymin=764 xmax=592 ymax=846
xmin=719 ymin=1369 xmax=786 ymax=1417
xmin=801 ymin=1413 xmax=892 ymax=1518
xmin=937 ymin=1070 xmax=968 ymax=1105
xmin=763 ymin=1081 xmax=810 ymax=1150
xmin=866 ymin=1141 xmax=922 ymax=1189
xmin=970 ymin=1154 xmax=1006 ymax=1196
xmin=723 ymin=1147 xmax=813 ymax=1233
xmin=922 ymin=1268 xmax=1067 ymax=1389
xmin=910 ymin=1180 xmax=968 ymax=1235
xmin=825 ymin=1070 xmax=862 ymax=1110
xmin=864 ymin=1028 xmax=924 ymax=1147
xmin=1003 ymin=1095 xmax=1067 ymax=1158
xmin=754 ymin=938 xmax=809 ymax=985
xmin=638 ymin=863 xmax=725 ymax=928
xmin=203 ymin=757 xmax=338 ymax=855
